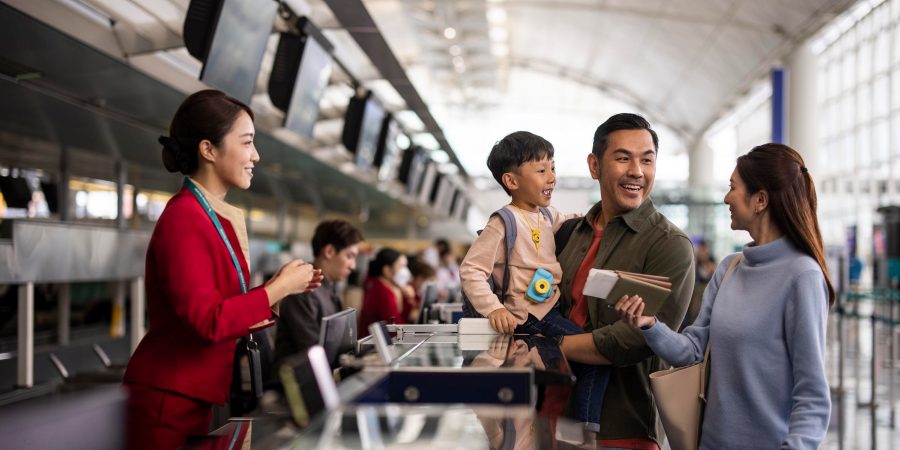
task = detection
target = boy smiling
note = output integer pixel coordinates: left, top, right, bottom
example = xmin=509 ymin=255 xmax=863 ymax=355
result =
xmin=459 ymin=131 xmax=609 ymax=434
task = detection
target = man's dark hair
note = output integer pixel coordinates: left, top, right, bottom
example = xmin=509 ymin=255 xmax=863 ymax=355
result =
xmin=592 ymin=113 xmax=659 ymax=158
xmin=311 ymin=220 xmax=363 ymax=257
xmin=487 ymin=131 xmax=554 ymax=195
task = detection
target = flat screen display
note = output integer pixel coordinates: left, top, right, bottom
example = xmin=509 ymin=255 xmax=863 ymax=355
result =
xmin=374 ymin=118 xmax=402 ymax=182
xmin=284 ymin=36 xmax=333 ymax=139
xmin=318 ymin=308 xmax=357 ymax=369
xmin=354 ymin=98 xmax=385 ymax=170
xmin=397 ymin=146 xmax=427 ymax=195
xmin=434 ymin=176 xmax=453 ymax=213
xmin=200 ymin=0 xmax=278 ymax=103
xmin=417 ymin=162 xmax=438 ymax=205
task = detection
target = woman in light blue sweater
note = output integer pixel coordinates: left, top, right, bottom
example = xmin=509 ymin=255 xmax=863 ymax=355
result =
xmin=616 ymin=143 xmax=834 ymax=449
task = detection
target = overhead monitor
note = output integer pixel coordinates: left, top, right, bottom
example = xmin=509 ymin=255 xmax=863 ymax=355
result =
xmin=417 ymin=162 xmax=438 ymax=205
xmin=342 ymin=92 xmax=386 ymax=171
xmin=269 ymin=20 xmax=334 ymax=140
xmin=318 ymin=308 xmax=357 ymax=369
xmin=39 ymin=181 xmax=58 ymax=214
xmin=448 ymin=189 xmax=461 ymax=218
xmin=436 ymin=180 xmax=455 ymax=214
xmin=373 ymin=117 xmax=402 ymax=182
xmin=0 ymin=176 xmax=31 ymax=209
xmin=397 ymin=146 xmax=427 ymax=195
xmin=453 ymin=198 xmax=469 ymax=222
xmin=186 ymin=0 xmax=278 ymax=104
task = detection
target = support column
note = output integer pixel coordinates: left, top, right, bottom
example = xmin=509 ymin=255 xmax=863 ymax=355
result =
xmin=17 ymin=282 xmax=34 ymax=388
xmin=110 ymin=281 xmax=126 ymax=337
xmin=130 ymin=277 xmax=145 ymax=353
xmin=771 ymin=67 xmax=787 ymax=144
xmin=787 ymin=40 xmax=820 ymax=173
xmin=116 ymin=158 xmax=127 ymax=229
xmin=59 ymin=145 xmax=70 ymax=221
xmin=58 ymin=283 xmax=70 ymax=345
xmin=688 ymin=139 xmax=716 ymax=239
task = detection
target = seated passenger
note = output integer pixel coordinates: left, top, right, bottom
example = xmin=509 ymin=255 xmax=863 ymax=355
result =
xmin=459 ymin=130 xmax=608 ymax=434
xmin=273 ymin=220 xmax=363 ymax=370
xmin=358 ymin=248 xmax=415 ymax=336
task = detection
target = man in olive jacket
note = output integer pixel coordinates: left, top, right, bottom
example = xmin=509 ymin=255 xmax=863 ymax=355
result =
xmin=556 ymin=113 xmax=695 ymax=449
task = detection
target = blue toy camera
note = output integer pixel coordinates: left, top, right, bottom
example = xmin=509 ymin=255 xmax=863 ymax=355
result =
xmin=526 ymin=268 xmax=554 ymax=303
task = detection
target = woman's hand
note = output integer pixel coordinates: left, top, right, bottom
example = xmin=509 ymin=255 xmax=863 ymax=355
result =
xmin=613 ymin=294 xmax=657 ymax=329
xmin=265 ymin=260 xmax=317 ymax=305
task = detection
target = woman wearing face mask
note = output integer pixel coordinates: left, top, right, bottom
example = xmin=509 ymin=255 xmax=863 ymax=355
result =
xmin=359 ymin=247 xmax=415 ymax=336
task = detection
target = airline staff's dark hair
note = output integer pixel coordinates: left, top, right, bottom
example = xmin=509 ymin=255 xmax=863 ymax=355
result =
xmin=736 ymin=143 xmax=835 ymax=306
xmin=368 ymin=248 xmax=402 ymax=278
xmin=159 ymin=89 xmax=254 ymax=175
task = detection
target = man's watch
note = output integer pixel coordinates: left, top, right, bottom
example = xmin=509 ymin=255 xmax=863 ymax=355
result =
xmin=553 ymin=335 xmax=565 ymax=346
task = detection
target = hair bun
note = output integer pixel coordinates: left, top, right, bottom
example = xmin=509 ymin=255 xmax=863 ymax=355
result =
xmin=159 ymin=135 xmax=186 ymax=173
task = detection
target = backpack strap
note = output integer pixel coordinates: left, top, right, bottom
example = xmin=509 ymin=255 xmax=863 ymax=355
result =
xmin=538 ymin=206 xmax=554 ymax=225
xmin=491 ymin=208 xmax=517 ymax=304
xmin=554 ymin=217 xmax=580 ymax=257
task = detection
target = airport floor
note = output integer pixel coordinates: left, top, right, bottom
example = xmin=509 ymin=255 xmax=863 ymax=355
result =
xmin=821 ymin=301 xmax=900 ymax=450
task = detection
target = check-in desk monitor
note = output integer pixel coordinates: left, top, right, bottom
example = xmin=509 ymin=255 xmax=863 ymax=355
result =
xmin=319 ymin=308 xmax=357 ymax=368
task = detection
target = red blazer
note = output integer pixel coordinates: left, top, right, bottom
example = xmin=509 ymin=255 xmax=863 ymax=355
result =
xmin=124 ymin=188 xmax=271 ymax=405
xmin=359 ymin=277 xmax=415 ymax=337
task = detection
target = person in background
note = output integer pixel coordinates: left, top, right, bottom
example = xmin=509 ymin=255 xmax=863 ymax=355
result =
xmin=407 ymin=257 xmax=437 ymax=323
xmin=273 ymin=220 xmax=363 ymax=370
xmin=434 ymin=238 xmax=462 ymax=301
xmin=617 ymin=143 xmax=833 ymax=449
xmin=358 ymin=248 xmax=414 ymax=336
xmin=684 ymin=237 xmax=717 ymax=328
xmin=123 ymin=90 xmax=322 ymax=450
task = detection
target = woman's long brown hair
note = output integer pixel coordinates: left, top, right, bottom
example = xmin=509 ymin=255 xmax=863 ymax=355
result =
xmin=736 ymin=143 xmax=835 ymax=306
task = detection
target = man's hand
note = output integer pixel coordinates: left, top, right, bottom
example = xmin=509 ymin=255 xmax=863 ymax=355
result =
xmin=487 ymin=308 xmax=518 ymax=334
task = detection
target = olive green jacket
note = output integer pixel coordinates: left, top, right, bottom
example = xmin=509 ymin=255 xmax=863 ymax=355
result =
xmin=557 ymin=198 xmax=695 ymax=442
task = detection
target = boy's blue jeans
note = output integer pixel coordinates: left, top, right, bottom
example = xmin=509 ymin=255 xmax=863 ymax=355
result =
xmin=515 ymin=308 xmax=610 ymax=432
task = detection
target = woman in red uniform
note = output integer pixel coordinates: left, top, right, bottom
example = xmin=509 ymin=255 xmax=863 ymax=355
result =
xmin=359 ymin=248 xmax=415 ymax=336
xmin=123 ymin=90 xmax=322 ymax=449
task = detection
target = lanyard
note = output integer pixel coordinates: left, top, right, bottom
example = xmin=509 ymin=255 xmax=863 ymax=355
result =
xmin=183 ymin=178 xmax=248 ymax=294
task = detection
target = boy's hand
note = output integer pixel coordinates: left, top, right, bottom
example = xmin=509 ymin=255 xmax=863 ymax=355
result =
xmin=488 ymin=309 xmax=518 ymax=334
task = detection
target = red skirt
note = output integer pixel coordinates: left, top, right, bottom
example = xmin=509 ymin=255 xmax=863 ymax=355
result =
xmin=125 ymin=383 xmax=213 ymax=450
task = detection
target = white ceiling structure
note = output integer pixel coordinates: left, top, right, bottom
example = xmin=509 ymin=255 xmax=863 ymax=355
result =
xmin=362 ymin=0 xmax=859 ymax=178
xmin=6 ymin=0 xmax=861 ymax=183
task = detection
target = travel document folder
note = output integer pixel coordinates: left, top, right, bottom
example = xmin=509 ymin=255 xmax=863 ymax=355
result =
xmin=582 ymin=269 xmax=672 ymax=316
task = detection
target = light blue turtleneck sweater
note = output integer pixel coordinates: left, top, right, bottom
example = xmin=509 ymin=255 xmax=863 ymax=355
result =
xmin=642 ymin=237 xmax=831 ymax=450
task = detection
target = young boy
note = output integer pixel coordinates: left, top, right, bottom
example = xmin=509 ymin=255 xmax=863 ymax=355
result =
xmin=459 ymin=131 xmax=609 ymax=433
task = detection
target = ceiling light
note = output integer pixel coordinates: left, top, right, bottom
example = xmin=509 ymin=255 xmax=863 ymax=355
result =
xmin=491 ymin=44 xmax=509 ymax=57
xmin=449 ymin=45 xmax=462 ymax=56
xmin=430 ymin=150 xmax=450 ymax=163
xmin=452 ymin=56 xmax=465 ymax=66
xmin=486 ymin=7 xmax=507 ymax=25
xmin=489 ymin=27 xmax=507 ymax=42
xmin=443 ymin=27 xmax=457 ymax=39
